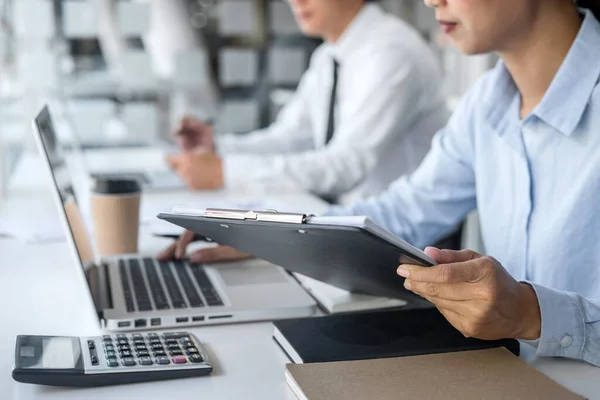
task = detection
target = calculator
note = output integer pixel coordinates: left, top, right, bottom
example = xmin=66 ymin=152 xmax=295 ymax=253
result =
xmin=12 ymin=332 xmax=212 ymax=387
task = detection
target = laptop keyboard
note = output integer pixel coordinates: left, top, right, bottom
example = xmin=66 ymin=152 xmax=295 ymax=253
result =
xmin=119 ymin=261 xmax=135 ymax=312
xmin=189 ymin=264 xmax=224 ymax=307
xmin=172 ymin=261 xmax=205 ymax=308
xmin=158 ymin=261 xmax=187 ymax=309
xmin=118 ymin=258 xmax=223 ymax=313
xmin=128 ymin=260 xmax=153 ymax=311
xmin=143 ymin=259 xmax=170 ymax=310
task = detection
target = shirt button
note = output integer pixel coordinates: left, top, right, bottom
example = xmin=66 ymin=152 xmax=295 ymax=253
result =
xmin=560 ymin=335 xmax=573 ymax=348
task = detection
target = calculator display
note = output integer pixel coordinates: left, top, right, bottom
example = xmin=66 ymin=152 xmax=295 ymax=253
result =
xmin=42 ymin=338 xmax=79 ymax=369
xmin=19 ymin=337 xmax=80 ymax=369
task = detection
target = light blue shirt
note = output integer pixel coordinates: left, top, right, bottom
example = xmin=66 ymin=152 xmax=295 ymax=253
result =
xmin=328 ymin=9 xmax=600 ymax=367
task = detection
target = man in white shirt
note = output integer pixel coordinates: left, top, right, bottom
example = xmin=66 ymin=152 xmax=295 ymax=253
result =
xmin=166 ymin=0 xmax=448 ymax=205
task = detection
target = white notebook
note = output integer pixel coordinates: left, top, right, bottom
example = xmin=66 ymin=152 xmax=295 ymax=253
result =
xmin=293 ymin=274 xmax=406 ymax=314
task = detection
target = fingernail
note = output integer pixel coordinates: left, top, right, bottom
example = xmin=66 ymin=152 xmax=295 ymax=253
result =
xmin=424 ymin=247 xmax=440 ymax=256
xmin=397 ymin=268 xmax=410 ymax=278
xmin=404 ymin=280 xmax=412 ymax=291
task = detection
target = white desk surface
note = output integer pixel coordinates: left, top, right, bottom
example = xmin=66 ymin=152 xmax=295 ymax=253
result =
xmin=1 ymin=156 xmax=599 ymax=399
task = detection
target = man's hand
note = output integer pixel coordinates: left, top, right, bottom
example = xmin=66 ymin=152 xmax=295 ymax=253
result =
xmin=173 ymin=117 xmax=215 ymax=152
xmin=157 ymin=230 xmax=252 ymax=263
xmin=166 ymin=149 xmax=224 ymax=190
xmin=398 ymin=247 xmax=542 ymax=341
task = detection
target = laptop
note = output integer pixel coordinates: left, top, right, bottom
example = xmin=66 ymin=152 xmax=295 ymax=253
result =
xmin=41 ymin=104 xmax=186 ymax=192
xmin=32 ymin=107 xmax=317 ymax=331
xmin=84 ymin=151 xmax=187 ymax=193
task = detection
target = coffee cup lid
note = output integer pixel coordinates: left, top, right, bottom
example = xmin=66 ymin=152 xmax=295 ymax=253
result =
xmin=92 ymin=177 xmax=141 ymax=195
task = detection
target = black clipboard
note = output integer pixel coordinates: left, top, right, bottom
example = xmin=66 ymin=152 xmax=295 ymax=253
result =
xmin=157 ymin=208 xmax=437 ymax=301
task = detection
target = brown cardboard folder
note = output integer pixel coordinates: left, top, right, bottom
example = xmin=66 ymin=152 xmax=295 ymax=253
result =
xmin=285 ymin=347 xmax=585 ymax=400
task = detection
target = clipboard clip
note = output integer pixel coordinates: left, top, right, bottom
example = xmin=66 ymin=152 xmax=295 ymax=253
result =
xmin=204 ymin=208 xmax=311 ymax=224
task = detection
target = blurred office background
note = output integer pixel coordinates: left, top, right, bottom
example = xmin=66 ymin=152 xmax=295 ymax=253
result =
xmin=0 ymin=0 xmax=495 ymax=199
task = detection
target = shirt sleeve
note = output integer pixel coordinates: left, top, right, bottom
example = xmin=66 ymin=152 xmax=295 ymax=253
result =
xmin=222 ymin=49 xmax=436 ymax=197
xmin=215 ymin=50 xmax=321 ymax=155
xmin=325 ymin=79 xmax=483 ymax=248
xmin=528 ymin=283 xmax=600 ymax=367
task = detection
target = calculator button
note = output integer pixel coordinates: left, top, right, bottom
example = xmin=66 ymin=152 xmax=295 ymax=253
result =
xmin=182 ymin=342 xmax=196 ymax=349
xmin=151 ymin=344 xmax=164 ymax=350
xmin=117 ymin=339 xmax=129 ymax=345
xmin=102 ymin=335 xmax=112 ymax=340
xmin=104 ymin=344 xmax=114 ymax=351
xmin=105 ymin=350 xmax=116 ymax=358
xmin=135 ymin=346 xmax=148 ymax=353
xmin=119 ymin=350 xmax=133 ymax=358
xmin=148 ymin=333 xmax=159 ymax=338
xmin=153 ymin=350 xmax=167 ymax=357
xmin=90 ymin=355 xmax=99 ymax=365
xmin=122 ymin=358 xmax=136 ymax=367
xmin=87 ymin=340 xmax=96 ymax=350
xmin=117 ymin=334 xmax=127 ymax=340
xmin=170 ymin=350 xmax=184 ymax=356
xmin=139 ymin=357 xmax=153 ymax=366
xmin=107 ymin=359 xmax=119 ymax=367
xmin=132 ymin=334 xmax=143 ymax=339
xmin=133 ymin=339 xmax=146 ymax=345
xmin=188 ymin=354 xmax=203 ymax=363
xmin=167 ymin=344 xmax=181 ymax=351
xmin=165 ymin=339 xmax=177 ymax=345
xmin=172 ymin=356 xmax=187 ymax=364
xmin=186 ymin=347 xmax=199 ymax=354
xmin=156 ymin=356 xmax=170 ymax=365
xmin=149 ymin=338 xmax=161 ymax=344
xmin=137 ymin=350 xmax=150 ymax=357
xmin=118 ymin=344 xmax=131 ymax=350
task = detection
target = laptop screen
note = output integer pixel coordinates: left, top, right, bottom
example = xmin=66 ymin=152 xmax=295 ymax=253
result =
xmin=33 ymin=106 xmax=95 ymax=267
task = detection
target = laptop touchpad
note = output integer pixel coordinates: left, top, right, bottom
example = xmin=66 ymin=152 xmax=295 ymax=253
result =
xmin=217 ymin=262 xmax=288 ymax=286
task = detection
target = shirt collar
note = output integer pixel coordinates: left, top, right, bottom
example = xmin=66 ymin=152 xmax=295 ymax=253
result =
xmin=325 ymin=3 xmax=385 ymax=63
xmin=534 ymin=9 xmax=600 ymax=136
xmin=484 ymin=9 xmax=600 ymax=137
xmin=481 ymin=61 xmax=519 ymax=135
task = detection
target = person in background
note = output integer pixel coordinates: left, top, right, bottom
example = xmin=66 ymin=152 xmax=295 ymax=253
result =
xmin=161 ymin=0 xmax=600 ymax=367
xmin=165 ymin=0 xmax=448 ymax=206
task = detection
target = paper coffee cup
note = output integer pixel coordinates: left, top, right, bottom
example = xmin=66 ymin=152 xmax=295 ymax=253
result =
xmin=91 ymin=178 xmax=141 ymax=256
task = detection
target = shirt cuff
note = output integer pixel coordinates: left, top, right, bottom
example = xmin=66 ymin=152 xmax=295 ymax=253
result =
xmin=221 ymin=154 xmax=297 ymax=193
xmin=214 ymin=134 xmax=238 ymax=154
xmin=221 ymin=154 xmax=258 ymax=189
xmin=527 ymin=282 xmax=586 ymax=360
